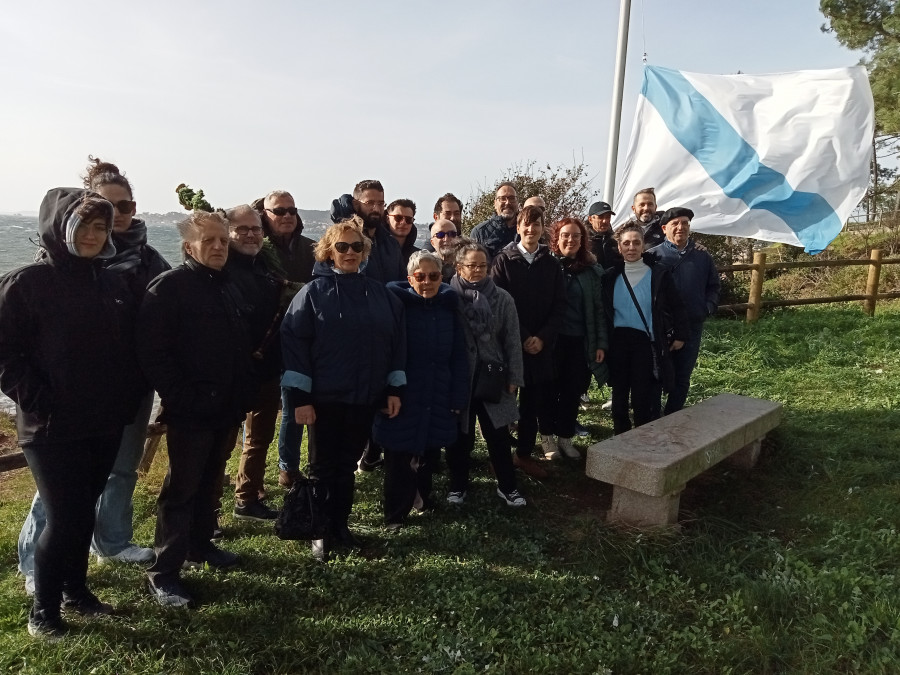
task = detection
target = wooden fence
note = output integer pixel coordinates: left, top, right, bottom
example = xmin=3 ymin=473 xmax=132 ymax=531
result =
xmin=717 ymin=249 xmax=900 ymax=323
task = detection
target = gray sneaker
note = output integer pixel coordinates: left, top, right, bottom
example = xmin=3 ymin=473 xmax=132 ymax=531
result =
xmin=148 ymin=578 xmax=192 ymax=608
xmin=97 ymin=544 xmax=155 ymax=566
xmin=447 ymin=491 xmax=466 ymax=505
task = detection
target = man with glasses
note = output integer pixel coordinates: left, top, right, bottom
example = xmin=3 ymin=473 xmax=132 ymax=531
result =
xmin=385 ymin=198 xmax=420 ymax=267
xmin=430 ymin=219 xmax=460 ymax=282
xmin=471 ymin=182 xmax=519 ymax=260
xmin=423 ymin=193 xmax=463 ymax=252
xmin=330 ymin=179 xmax=405 ymax=284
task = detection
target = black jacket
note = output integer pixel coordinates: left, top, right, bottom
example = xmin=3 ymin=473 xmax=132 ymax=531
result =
xmin=137 ymin=257 xmax=255 ymax=428
xmin=589 ymin=230 xmax=622 ymax=270
xmin=330 ymin=194 xmax=405 ymax=283
xmin=490 ymin=242 xmax=566 ymax=385
xmin=0 ymin=188 xmax=144 ymax=445
xmin=108 ymin=219 xmax=171 ymax=302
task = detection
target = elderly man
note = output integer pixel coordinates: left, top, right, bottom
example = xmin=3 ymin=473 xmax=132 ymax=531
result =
xmin=587 ymin=201 xmax=622 ymax=270
xmin=224 ymin=205 xmax=296 ymax=522
xmin=138 ymin=210 xmax=254 ymax=607
xmin=330 ymin=179 xmax=405 ymax=283
xmin=386 ymin=198 xmax=420 ymax=267
xmin=471 ymin=182 xmax=519 ymax=260
xmin=623 ymin=187 xmax=665 ymax=250
xmin=648 ymin=207 xmax=720 ymax=414
xmin=430 ymin=219 xmax=460 ymax=282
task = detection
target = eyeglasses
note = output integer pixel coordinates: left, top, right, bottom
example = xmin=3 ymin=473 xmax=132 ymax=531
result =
xmin=410 ymin=271 xmax=442 ymax=282
xmin=459 ymin=263 xmax=487 ymax=271
xmin=112 ymin=200 xmax=135 ymax=214
xmin=389 ymin=214 xmax=414 ymax=224
xmin=233 ymin=225 xmax=263 ymax=237
xmin=559 ymin=233 xmax=582 ymax=240
xmin=359 ymin=200 xmax=385 ymax=208
xmin=334 ymin=241 xmax=364 ymax=254
xmin=432 ymin=231 xmax=458 ymax=240
xmin=266 ymin=207 xmax=298 ymax=217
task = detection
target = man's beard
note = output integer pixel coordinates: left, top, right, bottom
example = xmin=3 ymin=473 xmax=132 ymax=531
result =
xmin=364 ymin=212 xmax=383 ymax=230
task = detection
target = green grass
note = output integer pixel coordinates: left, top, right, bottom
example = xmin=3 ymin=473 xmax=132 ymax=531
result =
xmin=2 ymin=303 xmax=900 ymax=673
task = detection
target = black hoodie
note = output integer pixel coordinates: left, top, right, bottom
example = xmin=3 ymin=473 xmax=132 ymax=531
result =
xmin=0 ymin=187 xmax=144 ymax=444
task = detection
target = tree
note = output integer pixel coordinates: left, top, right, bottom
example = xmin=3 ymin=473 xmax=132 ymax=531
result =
xmin=461 ymin=160 xmax=596 ymax=234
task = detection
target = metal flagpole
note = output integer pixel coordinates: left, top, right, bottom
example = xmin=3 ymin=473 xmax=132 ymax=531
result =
xmin=604 ymin=0 xmax=632 ymax=204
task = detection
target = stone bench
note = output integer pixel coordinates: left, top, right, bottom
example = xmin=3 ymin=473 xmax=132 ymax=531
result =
xmin=585 ymin=393 xmax=782 ymax=528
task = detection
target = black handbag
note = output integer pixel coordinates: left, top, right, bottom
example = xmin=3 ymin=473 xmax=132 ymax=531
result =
xmin=274 ymin=476 xmax=331 ymax=541
xmin=473 ymin=360 xmax=506 ymax=404
xmin=621 ymin=272 xmax=675 ymax=393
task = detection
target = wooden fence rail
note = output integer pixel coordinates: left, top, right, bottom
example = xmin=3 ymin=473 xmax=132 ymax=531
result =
xmin=717 ymin=249 xmax=900 ymax=323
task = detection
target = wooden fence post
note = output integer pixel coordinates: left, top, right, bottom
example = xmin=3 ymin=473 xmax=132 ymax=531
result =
xmin=746 ymin=252 xmax=766 ymax=323
xmin=863 ymin=249 xmax=883 ymax=316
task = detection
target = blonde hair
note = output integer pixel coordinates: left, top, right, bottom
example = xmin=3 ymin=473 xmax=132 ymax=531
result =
xmin=314 ymin=216 xmax=372 ymax=262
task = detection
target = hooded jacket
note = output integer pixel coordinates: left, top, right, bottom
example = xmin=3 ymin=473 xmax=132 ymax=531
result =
xmin=281 ymin=260 xmax=406 ymax=408
xmin=372 ymin=282 xmax=469 ymax=454
xmin=330 ymin=194 xmax=406 ymax=283
xmin=0 ymin=188 xmax=144 ymax=444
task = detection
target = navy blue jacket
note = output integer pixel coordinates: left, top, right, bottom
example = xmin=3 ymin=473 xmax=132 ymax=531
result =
xmin=281 ymin=261 xmax=406 ymax=408
xmin=471 ymin=214 xmax=518 ymax=260
xmin=648 ymin=239 xmax=720 ymax=323
xmin=330 ymin=194 xmax=405 ymax=283
xmin=373 ymin=282 xmax=469 ymax=455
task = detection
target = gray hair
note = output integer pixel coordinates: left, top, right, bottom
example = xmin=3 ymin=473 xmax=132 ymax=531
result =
xmin=451 ymin=237 xmax=487 ymax=266
xmin=225 ymin=204 xmax=261 ymax=227
xmin=264 ymin=190 xmax=293 ymax=207
xmin=407 ymin=250 xmax=443 ymax=275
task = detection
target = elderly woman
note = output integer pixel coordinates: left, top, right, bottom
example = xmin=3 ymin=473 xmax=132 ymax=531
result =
xmin=281 ymin=217 xmax=406 ymax=558
xmin=546 ymin=217 xmax=608 ymax=458
xmin=446 ymin=239 xmax=526 ymax=507
xmin=0 ymin=188 xmax=144 ymax=638
xmin=601 ymin=223 xmax=688 ymax=434
xmin=490 ymin=205 xmax=566 ymax=477
xmin=373 ymin=251 xmax=469 ymax=528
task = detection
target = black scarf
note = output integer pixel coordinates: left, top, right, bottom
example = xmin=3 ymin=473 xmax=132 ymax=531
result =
xmin=450 ymin=273 xmax=496 ymax=342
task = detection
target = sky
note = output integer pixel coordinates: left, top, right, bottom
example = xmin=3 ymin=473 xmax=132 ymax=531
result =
xmin=0 ymin=0 xmax=862 ymax=215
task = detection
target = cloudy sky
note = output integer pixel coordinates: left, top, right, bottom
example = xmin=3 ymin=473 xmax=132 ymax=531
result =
xmin=0 ymin=0 xmax=861 ymax=215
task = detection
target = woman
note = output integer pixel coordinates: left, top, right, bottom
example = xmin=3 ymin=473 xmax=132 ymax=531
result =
xmin=446 ymin=239 xmax=526 ymax=507
xmin=281 ymin=217 xmax=406 ymax=558
xmin=0 ymin=188 xmax=144 ymax=638
xmin=546 ymin=217 xmax=609 ymax=458
xmin=490 ymin=205 xmax=566 ymax=476
xmin=601 ymin=223 xmax=688 ymax=434
xmin=374 ymin=251 xmax=469 ymax=528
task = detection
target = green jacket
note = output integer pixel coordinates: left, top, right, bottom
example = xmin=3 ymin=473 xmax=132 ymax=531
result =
xmin=570 ymin=262 xmax=609 ymax=386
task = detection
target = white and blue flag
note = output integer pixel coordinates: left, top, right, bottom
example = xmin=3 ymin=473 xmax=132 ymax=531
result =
xmin=615 ymin=66 xmax=874 ymax=254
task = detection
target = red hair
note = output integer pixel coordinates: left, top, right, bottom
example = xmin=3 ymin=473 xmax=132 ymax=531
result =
xmin=549 ymin=217 xmax=596 ymax=270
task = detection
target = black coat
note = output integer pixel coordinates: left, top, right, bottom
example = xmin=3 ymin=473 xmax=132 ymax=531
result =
xmin=490 ymin=242 xmax=566 ymax=385
xmin=0 ymin=188 xmax=144 ymax=445
xmin=108 ymin=219 xmax=171 ymax=302
xmin=589 ymin=230 xmax=622 ymax=270
xmin=137 ymin=257 xmax=255 ymax=428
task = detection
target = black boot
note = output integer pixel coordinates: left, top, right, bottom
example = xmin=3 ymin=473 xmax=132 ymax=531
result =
xmin=332 ymin=524 xmax=363 ymax=550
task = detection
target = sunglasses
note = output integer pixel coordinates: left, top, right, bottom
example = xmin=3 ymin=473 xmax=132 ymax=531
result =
xmin=432 ymin=231 xmax=458 ymax=240
xmin=266 ymin=206 xmax=298 ymax=217
xmin=334 ymin=241 xmax=364 ymax=254
xmin=112 ymin=199 xmax=136 ymax=215
xmin=410 ymin=271 xmax=442 ymax=282
xmin=389 ymin=214 xmax=415 ymax=224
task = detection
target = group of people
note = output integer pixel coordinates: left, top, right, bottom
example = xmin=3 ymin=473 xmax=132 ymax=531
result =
xmin=0 ymin=162 xmax=720 ymax=640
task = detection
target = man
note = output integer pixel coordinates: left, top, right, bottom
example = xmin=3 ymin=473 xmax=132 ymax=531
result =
xmin=624 ymin=187 xmax=665 ymax=250
xmin=433 ymin=193 xmax=463 ymax=231
xmin=255 ymin=190 xmax=315 ymax=489
xmin=648 ymin=207 xmax=720 ymax=414
xmin=330 ymin=179 xmax=405 ymax=283
xmin=523 ymin=196 xmax=546 ymax=210
xmin=386 ymin=198 xmax=419 ymax=267
xmin=587 ymin=201 xmax=622 ymax=270
xmin=430 ymin=219 xmax=460 ymax=282
xmin=470 ymin=182 xmax=519 ymax=260
xmin=138 ymin=211 xmax=254 ymax=607
xmin=224 ymin=205 xmax=295 ymax=523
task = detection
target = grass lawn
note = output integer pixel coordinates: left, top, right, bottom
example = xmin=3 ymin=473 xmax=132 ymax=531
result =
xmin=1 ymin=303 xmax=899 ymax=673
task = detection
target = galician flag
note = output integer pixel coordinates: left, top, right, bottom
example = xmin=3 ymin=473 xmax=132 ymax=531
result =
xmin=615 ymin=66 xmax=874 ymax=254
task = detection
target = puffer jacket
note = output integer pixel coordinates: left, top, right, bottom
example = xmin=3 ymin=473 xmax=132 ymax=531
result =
xmin=137 ymin=256 xmax=255 ymax=428
xmin=373 ymin=282 xmax=469 ymax=454
xmin=281 ymin=261 xmax=406 ymax=408
xmin=0 ymin=187 xmax=144 ymax=444
xmin=470 ymin=214 xmax=517 ymax=260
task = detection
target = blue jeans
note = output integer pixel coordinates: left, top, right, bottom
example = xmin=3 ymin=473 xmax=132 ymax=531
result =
xmin=663 ymin=321 xmax=705 ymax=415
xmin=277 ymin=386 xmax=305 ymax=472
xmin=18 ymin=392 xmax=155 ymax=577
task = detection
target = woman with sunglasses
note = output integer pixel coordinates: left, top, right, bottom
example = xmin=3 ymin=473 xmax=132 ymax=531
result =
xmin=446 ymin=239 xmax=526 ymax=507
xmin=17 ymin=159 xmax=170 ymax=599
xmin=373 ymin=251 xmax=468 ymax=529
xmin=281 ymin=217 xmax=406 ymax=559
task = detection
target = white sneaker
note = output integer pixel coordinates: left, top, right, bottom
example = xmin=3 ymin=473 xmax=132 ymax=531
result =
xmin=541 ymin=434 xmax=560 ymax=460
xmin=24 ymin=574 xmax=34 ymax=597
xmin=557 ymin=437 xmax=580 ymax=459
xmin=97 ymin=544 xmax=156 ymax=567
xmin=601 ymin=400 xmax=613 ymax=410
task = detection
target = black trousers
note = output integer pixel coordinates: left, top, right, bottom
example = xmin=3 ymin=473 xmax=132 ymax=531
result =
xmin=308 ymin=402 xmax=375 ymax=530
xmin=446 ymin=398 xmax=517 ymax=494
xmin=609 ymin=327 xmax=662 ymax=435
xmin=551 ymin=333 xmax=592 ymax=438
xmin=517 ymin=381 xmax=556 ymax=457
xmin=24 ymin=434 xmax=121 ymax=616
xmin=383 ymin=447 xmax=439 ymax=524
xmin=148 ymin=424 xmax=239 ymax=584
